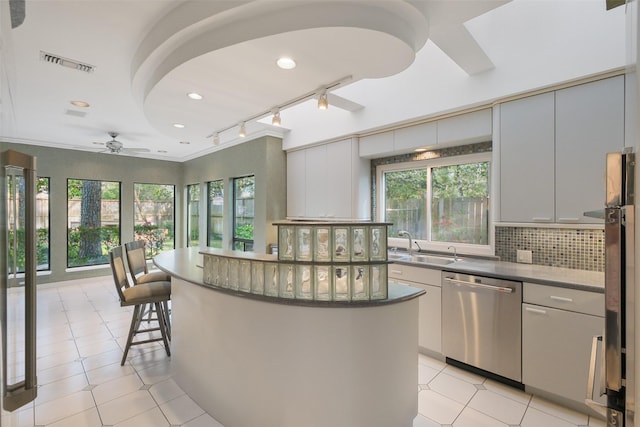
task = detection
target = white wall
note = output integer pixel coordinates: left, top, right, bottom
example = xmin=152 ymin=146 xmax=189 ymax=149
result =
xmin=281 ymin=0 xmax=627 ymax=151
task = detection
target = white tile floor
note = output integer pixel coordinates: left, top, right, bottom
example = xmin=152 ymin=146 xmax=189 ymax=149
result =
xmin=1 ymin=276 xmax=607 ymax=427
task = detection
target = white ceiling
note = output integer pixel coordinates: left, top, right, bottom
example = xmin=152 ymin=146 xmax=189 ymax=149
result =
xmin=0 ymin=0 xmax=509 ymax=161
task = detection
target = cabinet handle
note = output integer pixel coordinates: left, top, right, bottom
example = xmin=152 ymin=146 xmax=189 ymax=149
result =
xmin=532 ymin=217 xmax=552 ymax=222
xmin=390 ymin=270 xmax=403 ymax=275
xmin=558 ymin=217 xmax=580 ymax=223
xmin=525 ymin=307 xmax=547 ymax=315
xmin=549 ymin=295 xmax=573 ymax=303
xmin=585 ymin=335 xmax=607 ymax=417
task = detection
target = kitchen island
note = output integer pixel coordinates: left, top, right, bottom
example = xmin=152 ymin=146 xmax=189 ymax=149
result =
xmin=154 ymin=247 xmax=424 ymax=427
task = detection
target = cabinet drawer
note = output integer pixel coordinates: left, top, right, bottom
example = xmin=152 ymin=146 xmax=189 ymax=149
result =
xmin=388 ymin=264 xmax=441 ymax=287
xmin=523 ymin=282 xmax=604 ymax=316
xmin=522 ymin=303 xmax=605 ymax=405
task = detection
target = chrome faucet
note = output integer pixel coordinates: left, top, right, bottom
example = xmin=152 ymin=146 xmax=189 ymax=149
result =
xmin=448 ymin=245 xmax=459 ymax=261
xmin=398 ymin=230 xmax=419 ymax=255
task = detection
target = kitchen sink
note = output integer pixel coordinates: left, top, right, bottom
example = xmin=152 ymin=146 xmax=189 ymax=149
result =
xmin=388 ymin=252 xmax=459 ymax=265
xmin=410 ymin=254 xmax=455 ymax=265
xmin=388 ymin=253 xmax=409 ymax=261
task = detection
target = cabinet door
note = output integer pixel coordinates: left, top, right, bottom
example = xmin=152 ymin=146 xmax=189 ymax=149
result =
xmin=286 ymin=149 xmax=307 ymax=218
xmin=522 ymin=303 xmax=605 ymax=406
xmin=326 ymin=139 xmax=353 ymax=219
xmin=499 ymin=92 xmax=555 ymax=223
xmin=415 ymin=283 xmax=441 ymax=354
xmin=304 ymin=144 xmax=328 ymax=218
xmin=555 ymin=76 xmax=624 ymax=224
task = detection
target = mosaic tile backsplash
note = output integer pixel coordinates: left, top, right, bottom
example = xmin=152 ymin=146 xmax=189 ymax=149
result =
xmin=495 ymin=226 xmax=605 ymax=272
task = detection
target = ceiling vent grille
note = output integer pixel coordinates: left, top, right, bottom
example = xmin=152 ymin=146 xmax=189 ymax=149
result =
xmin=40 ymin=51 xmax=95 ymax=73
xmin=65 ymin=109 xmax=87 ymax=118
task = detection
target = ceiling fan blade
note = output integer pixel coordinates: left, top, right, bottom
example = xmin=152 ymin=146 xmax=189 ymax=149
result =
xmin=9 ymin=0 xmax=25 ymax=28
xmin=121 ymin=147 xmax=151 ymax=154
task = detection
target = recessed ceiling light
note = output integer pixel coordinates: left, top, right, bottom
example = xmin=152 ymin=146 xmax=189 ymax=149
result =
xmin=414 ymin=148 xmax=428 ymax=152
xmin=70 ymin=100 xmax=90 ymax=108
xmin=92 ymin=141 xmax=103 ymax=145
xmin=187 ymin=92 xmax=203 ymax=100
xmin=276 ymin=57 xmax=296 ymax=70
xmin=179 ymin=141 xmax=190 ymax=144
xmin=158 ymin=150 xmax=168 ymax=153
xmin=173 ymin=123 xmax=185 ymax=128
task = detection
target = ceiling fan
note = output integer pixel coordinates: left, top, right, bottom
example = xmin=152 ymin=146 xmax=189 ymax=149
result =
xmin=103 ymin=132 xmax=150 ymax=155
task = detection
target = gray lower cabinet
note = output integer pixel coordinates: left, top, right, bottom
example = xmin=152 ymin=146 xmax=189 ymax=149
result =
xmin=388 ymin=264 xmax=441 ymax=354
xmin=522 ymin=283 xmax=606 ymax=409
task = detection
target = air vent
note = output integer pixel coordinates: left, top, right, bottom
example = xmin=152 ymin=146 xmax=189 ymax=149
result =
xmin=40 ymin=51 xmax=95 ymax=73
xmin=65 ymin=109 xmax=87 ymax=118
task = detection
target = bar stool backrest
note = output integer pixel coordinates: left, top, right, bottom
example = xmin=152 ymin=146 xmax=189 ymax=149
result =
xmin=125 ymin=240 xmax=148 ymax=280
xmin=109 ymin=246 xmax=130 ymax=303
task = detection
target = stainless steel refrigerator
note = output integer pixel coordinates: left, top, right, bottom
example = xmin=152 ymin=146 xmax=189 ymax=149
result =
xmin=586 ymin=149 xmax=636 ymax=427
xmin=0 ymin=150 xmax=38 ymax=418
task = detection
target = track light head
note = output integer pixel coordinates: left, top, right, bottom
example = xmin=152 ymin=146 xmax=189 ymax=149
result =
xmin=272 ymin=110 xmax=281 ymax=126
xmin=213 ymin=133 xmax=220 ymax=145
xmin=239 ymin=122 xmax=247 ymax=138
xmin=318 ymin=91 xmax=328 ymax=110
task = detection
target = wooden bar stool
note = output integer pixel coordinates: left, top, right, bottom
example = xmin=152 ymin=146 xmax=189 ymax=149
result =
xmin=109 ymin=246 xmax=171 ymax=366
xmin=124 ymin=240 xmax=172 ymax=338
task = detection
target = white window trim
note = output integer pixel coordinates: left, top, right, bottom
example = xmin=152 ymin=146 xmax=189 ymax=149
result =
xmin=377 ymin=152 xmax=494 ymax=257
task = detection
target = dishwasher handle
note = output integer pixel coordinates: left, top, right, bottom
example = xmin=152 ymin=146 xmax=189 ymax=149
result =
xmin=443 ymin=277 xmax=514 ymax=294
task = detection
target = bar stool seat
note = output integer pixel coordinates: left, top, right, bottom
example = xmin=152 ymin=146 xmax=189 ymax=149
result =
xmin=110 ymin=246 xmax=171 ymax=366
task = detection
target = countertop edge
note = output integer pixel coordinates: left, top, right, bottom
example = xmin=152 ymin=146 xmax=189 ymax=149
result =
xmin=391 ymin=259 xmax=604 ymax=293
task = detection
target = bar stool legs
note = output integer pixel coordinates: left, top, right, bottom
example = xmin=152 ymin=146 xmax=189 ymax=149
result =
xmin=121 ymin=301 xmax=171 ymax=366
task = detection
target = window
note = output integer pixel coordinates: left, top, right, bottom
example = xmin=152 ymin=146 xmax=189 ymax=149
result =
xmin=233 ymin=176 xmax=254 ymax=251
xmin=7 ymin=176 xmax=50 ymax=273
xmin=187 ymin=184 xmax=200 ymax=247
xmin=67 ymin=179 xmax=120 ymax=267
xmin=207 ymin=180 xmax=224 ymax=248
xmin=133 ymin=183 xmax=175 ymax=258
xmin=36 ymin=177 xmax=50 ymax=271
xmin=378 ymin=153 xmax=491 ymax=254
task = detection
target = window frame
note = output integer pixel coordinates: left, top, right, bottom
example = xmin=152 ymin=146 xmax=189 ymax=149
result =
xmin=133 ymin=182 xmax=176 ymax=258
xmin=66 ymin=178 xmax=121 ymax=268
xmin=232 ymin=175 xmax=255 ymax=252
xmin=186 ymin=183 xmax=200 ymax=247
xmin=207 ymin=179 xmax=224 ymax=248
xmin=377 ymin=152 xmax=493 ymax=256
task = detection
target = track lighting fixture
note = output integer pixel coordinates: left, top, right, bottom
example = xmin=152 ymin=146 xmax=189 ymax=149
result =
xmin=317 ymin=91 xmax=328 ymax=110
xmin=206 ymin=76 xmax=351 ymax=143
xmin=272 ymin=110 xmax=281 ymax=126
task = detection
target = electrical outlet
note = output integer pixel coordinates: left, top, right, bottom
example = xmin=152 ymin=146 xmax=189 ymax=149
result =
xmin=517 ymin=250 xmax=533 ymax=264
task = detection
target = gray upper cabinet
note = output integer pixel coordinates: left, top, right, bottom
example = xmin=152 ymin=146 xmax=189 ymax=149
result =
xmin=358 ymin=131 xmax=394 ymax=158
xmin=555 ymin=76 xmax=624 ymax=223
xmin=287 ymin=138 xmax=370 ymax=220
xmin=499 ymin=92 xmax=555 ymax=223
xmin=359 ymin=109 xmax=491 ymax=159
xmin=437 ymin=109 xmax=492 ymax=146
xmin=499 ymin=75 xmax=625 ymax=224
xmin=394 ymin=121 xmax=437 ymax=153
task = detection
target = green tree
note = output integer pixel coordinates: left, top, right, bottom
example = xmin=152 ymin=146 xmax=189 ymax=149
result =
xmin=78 ymin=180 xmax=102 ymax=260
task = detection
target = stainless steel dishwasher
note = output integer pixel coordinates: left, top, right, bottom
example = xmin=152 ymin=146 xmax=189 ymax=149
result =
xmin=442 ymin=271 xmax=522 ymax=384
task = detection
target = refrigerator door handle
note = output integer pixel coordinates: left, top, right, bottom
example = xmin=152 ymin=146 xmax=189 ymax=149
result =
xmin=585 ymin=335 xmax=607 ymax=417
xmin=1 ymin=150 xmax=38 ymax=411
xmin=604 ymin=207 xmax=623 ymax=392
